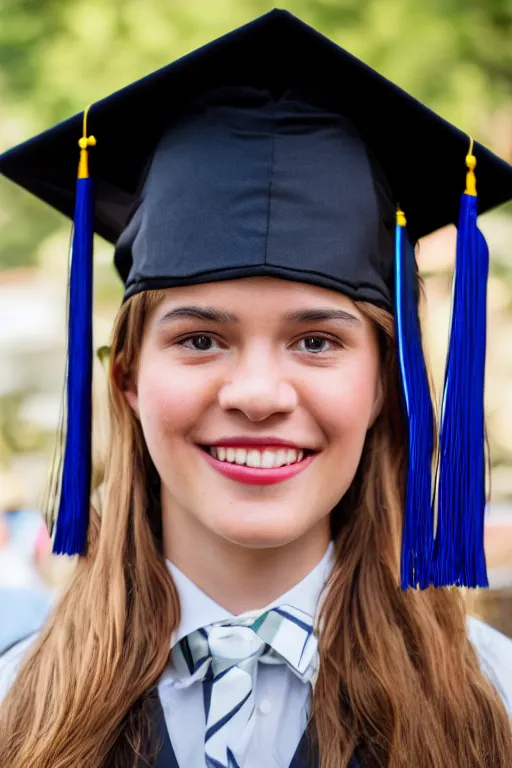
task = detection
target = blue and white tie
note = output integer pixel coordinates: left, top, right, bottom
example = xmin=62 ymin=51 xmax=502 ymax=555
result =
xmin=172 ymin=605 xmax=318 ymax=768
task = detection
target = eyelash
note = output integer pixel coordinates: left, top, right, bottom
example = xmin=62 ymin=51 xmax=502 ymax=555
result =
xmin=175 ymin=333 xmax=342 ymax=354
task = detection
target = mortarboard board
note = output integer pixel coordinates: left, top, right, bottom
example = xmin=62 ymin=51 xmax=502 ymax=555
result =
xmin=1 ymin=9 xmax=511 ymax=587
xmin=1 ymin=9 xmax=511 ymax=244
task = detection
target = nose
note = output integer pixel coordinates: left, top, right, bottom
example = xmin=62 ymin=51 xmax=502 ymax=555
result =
xmin=218 ymin=354 xmax=298 ymax=422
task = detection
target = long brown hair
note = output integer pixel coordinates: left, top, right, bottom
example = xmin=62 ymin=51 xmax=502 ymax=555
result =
xmin=0 ymin=290 xmax=510 ymax=768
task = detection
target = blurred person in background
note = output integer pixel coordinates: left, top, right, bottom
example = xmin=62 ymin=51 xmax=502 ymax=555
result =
xmin=0 ymin=10 xmax=511 ymax=768
xmin=0 ymin=470 xmax=54 ymax=653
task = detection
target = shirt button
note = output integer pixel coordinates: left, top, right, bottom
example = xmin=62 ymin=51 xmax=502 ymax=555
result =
xmin=259 ymin=699 xmax=272 ymax=714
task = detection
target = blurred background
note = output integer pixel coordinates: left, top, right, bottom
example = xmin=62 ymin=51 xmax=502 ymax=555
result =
xmin=0 ymin=0 xmax=511 ymax=645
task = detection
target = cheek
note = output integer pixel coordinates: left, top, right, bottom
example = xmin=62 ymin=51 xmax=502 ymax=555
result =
xmin=135 ymin=354 xmax=210 ymax=448
xmin=304 ymin=355 xmax=379 ymax=508
xmin=312 ymin=352 xmax=380 ymax=443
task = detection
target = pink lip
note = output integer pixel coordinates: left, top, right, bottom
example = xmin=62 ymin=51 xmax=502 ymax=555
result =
xmin=199 ymin=448 xmax=316 ymax=486
xmin=207 ymin=436 xmax=308 ymax=450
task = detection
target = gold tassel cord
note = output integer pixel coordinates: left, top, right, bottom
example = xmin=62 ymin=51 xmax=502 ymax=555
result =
xmin=465 ymin=137 xmax=477 ymax=197
xmin=77 ymin=105 xmax=96 ymax=179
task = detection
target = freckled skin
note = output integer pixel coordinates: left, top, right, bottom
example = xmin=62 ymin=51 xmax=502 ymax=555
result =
xmin=124 ymin=277 xmax=382 ymax=608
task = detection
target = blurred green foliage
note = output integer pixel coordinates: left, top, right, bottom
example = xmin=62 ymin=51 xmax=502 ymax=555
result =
xmin=1 ymin=0 xmax=511 ymax=270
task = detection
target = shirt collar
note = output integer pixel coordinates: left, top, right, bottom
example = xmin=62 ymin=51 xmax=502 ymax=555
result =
xmin=166 ymin=541 xmax=334 ymax=648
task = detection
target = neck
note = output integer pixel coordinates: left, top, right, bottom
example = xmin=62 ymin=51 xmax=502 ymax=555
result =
xmin=161 ymin=497 xmax=331 ymax=614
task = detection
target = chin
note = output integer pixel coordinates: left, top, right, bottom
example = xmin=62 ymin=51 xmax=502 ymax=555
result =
xmin=210 ymin=510 xmax=310 ymax=550
xmin=220 ymin=531 xmax=301 ymax=550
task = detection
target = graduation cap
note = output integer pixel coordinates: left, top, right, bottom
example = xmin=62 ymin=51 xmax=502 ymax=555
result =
xmin=2 ymin=9 xmax=511 ymax=587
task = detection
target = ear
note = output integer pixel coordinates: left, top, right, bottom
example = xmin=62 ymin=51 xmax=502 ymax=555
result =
xmin=113 ymin=356 xmax=140 ymax=417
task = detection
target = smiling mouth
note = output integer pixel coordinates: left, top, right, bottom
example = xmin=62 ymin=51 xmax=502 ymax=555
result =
xmin=199 ymin=445 xmax=316 ymax=469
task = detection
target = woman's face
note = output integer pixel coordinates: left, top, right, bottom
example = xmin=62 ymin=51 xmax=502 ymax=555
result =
xmin=125 ymin=277 xmax=382 ymax=553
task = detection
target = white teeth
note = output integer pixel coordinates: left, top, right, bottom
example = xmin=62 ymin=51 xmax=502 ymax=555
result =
xmin=261 ymin=450 xmax=276 ymax=468
xmin=246 ymin=449 xmax=261 ymax=468
xmin=208 ymin=446 xmax=308 ymax=468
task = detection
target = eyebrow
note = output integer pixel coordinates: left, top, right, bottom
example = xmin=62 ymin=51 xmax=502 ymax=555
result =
xmin=156 ymin=306 xmax=238 ymax=325
xmin=281 ymin=308 xmax=362 ymax=326
xmin=156 ymin=305 xmax=361 ymax=327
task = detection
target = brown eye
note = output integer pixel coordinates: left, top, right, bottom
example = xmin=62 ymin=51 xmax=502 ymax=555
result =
xmin=300 ymin=336 xmax=332 ymax=353
xmin=180 ymin=334 xmax=216 ymax=351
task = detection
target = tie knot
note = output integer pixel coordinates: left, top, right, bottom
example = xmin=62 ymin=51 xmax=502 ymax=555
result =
xmin=172 ymin=604 xmax=318 ymax=687
xmin=207 ymin=625 xmax=266 ymax=676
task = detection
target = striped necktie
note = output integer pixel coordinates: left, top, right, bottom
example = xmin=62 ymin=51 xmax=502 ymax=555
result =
xmin=172 ymin=605 xmax=318 ymax=768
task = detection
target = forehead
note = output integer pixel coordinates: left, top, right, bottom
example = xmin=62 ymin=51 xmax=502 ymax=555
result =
xmin=152 ymin=277 xmax=362 ymax=318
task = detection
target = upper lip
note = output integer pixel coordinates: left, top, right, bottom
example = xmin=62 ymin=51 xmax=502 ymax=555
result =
xmin=200 ymin=437 xmax=317 ymax=451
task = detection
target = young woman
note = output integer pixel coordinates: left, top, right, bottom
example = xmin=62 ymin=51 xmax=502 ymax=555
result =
xmin=0 ymin=10 xmax=511 ymax=768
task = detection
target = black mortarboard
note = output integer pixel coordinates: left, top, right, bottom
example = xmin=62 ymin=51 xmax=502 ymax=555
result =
xmin=1 ymin=9 xmax=511 ymax=586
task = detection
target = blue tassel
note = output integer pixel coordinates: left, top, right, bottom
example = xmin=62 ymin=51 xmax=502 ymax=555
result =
xmin=394 ymin=209 xmax=435 ymax=589
xmin=433 ymin=150 xmax=489 ymax=588
xmin=52 ymin=123 xmax=96 ymax=556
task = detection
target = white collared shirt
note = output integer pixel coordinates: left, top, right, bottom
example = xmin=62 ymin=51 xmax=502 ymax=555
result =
xmin=158 ymin=544 xmax=334 ymax=768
